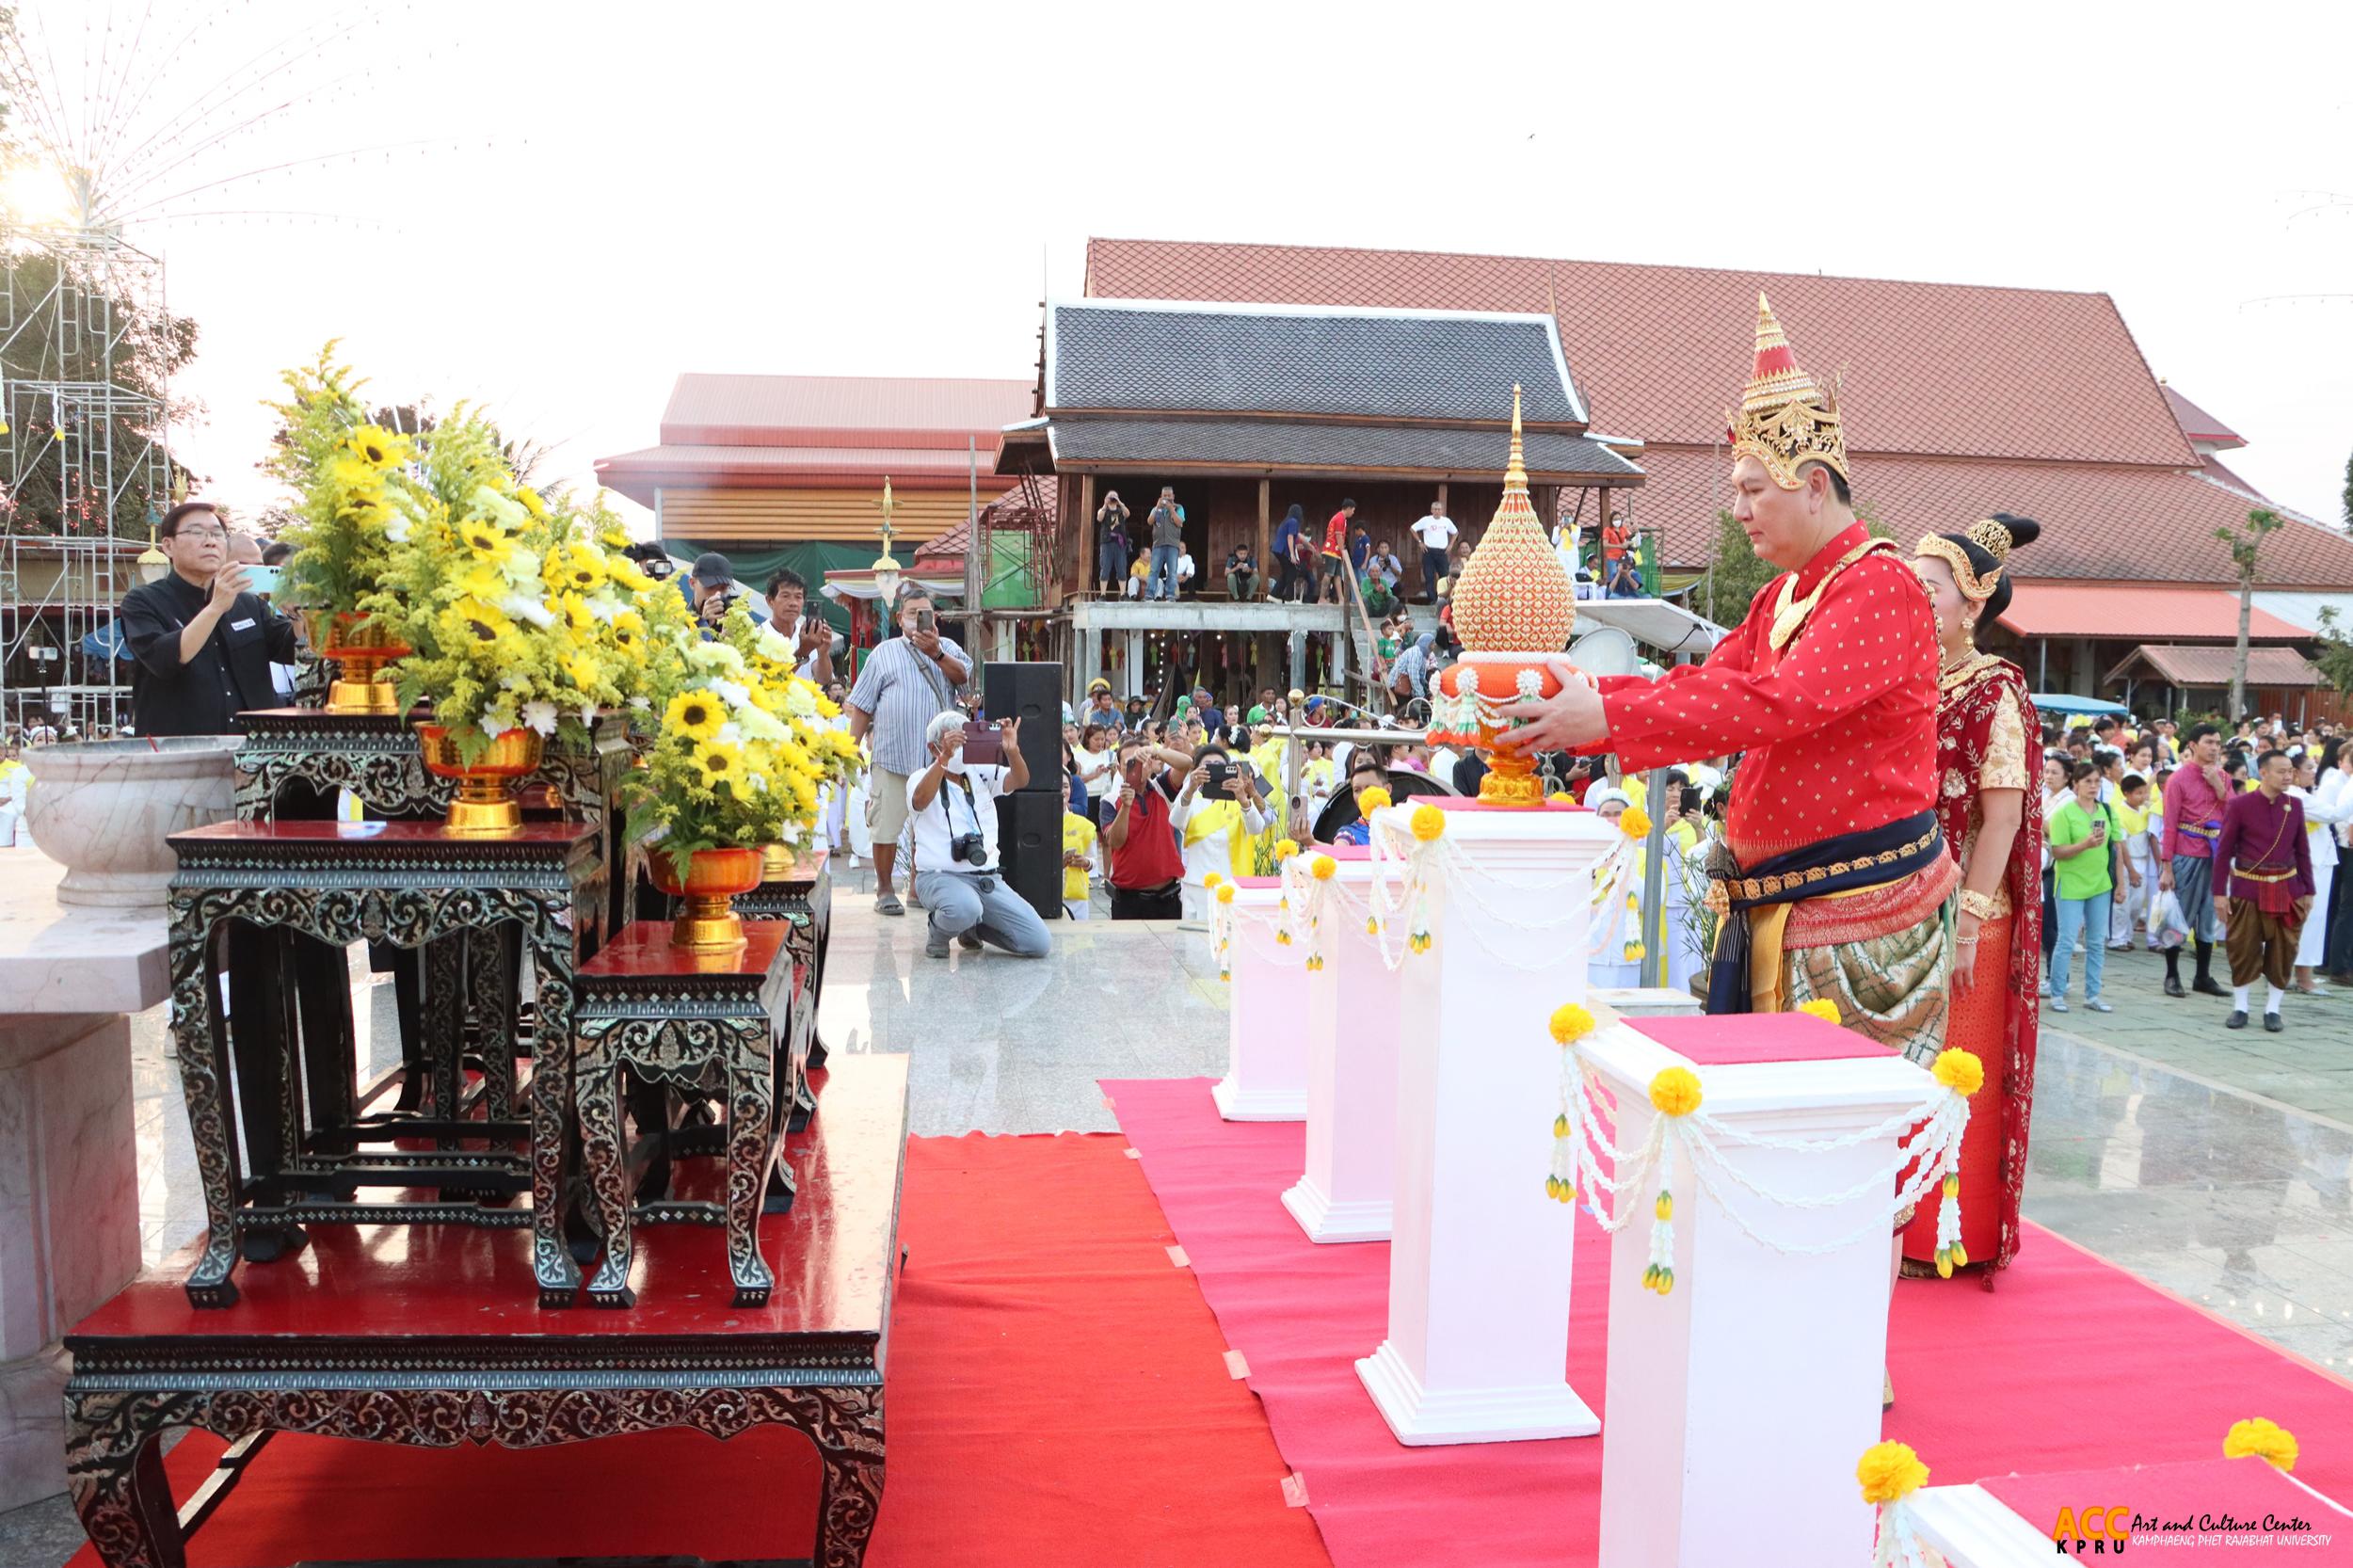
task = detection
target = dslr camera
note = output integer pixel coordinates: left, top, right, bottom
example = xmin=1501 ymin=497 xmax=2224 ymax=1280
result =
xmin=951 ymin=828 xmax=988 ymax=868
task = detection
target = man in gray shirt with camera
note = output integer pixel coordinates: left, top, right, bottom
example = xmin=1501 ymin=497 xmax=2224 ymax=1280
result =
xmin=908 ymin=711 xmax=1052 ymax=960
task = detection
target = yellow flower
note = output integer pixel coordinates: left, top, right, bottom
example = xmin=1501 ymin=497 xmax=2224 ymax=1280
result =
xmin=1931 ymin=1048 xmax=1984 ymax=1097
xmin=448 ymin=596 xmax=512 ymax=643
xmin=1410 ymin=804 xmax=1446 ymax=841
xmin=1309 ymin=854 xmax=1337 ymax=881
xmin=664 ymin=691 xmax=724 ymax=742
xmin=1357 ymin=786 xmax=1393 ymax=813
xmin=341 ymin=424 xmax=408 ymax=470
xmin=459 ymin=517 xmax=507 ymax=554
xmin=1204 ymin=872 xmax=1225 ymax=891
xmin=1548 ymin=792 xmax=1575 ymax=804
xmin=1620 ymin=805 xmax=1652 ymax=840
xmin=518 ymin=486 xmax=547 ymax=520
xmin=693 ymin=739 xmax=744 ymax=790
xmin=559 ymin=544 xmax=606 ymax=594
xmin=1549 ymin=1003 xmax=1595 ymax=1044
xmin=1215 ymin=883 xmax=1237 ymax=904
xmin=1274 ymin=838 xmax=1300 ymax=861
xmin=1648 ymin=1066 xmax=1702 ymax=1117
xmin=1855 ymin=1440 xmax=1929 ymax=1504
xmin=1796 ymin=998 xmax=1842 ymax=1026
xmin=2222 ymin=1417 xmax=2297 ymax=1472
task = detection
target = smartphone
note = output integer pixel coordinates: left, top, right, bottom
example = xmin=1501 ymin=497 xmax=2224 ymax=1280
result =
xmin=917 ymin=608 xmax=936 ymax=633
xmin=1205 ymin=758 xmax=1233 ymax=792
xmin=243 ymin=563 xmax=284 ymax=599
xmin=961 ymin=720 xmax=1002 ymax=766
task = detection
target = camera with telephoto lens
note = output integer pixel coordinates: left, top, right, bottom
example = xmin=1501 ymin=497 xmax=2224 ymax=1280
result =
xmin=951 ymin=829 xmax=987 ymax=868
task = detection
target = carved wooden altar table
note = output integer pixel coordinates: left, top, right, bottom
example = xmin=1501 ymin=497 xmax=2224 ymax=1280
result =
xmin=166 ymin=821 xmax=600 ymax=1308
xmin=63 ymin=1054 xmax=907 ymax=1568
xmin=575 ymin=920 xmax=805 ymax=1307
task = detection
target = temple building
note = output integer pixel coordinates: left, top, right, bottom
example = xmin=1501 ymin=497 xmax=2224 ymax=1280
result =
xmin=996 ymin=297 xmax=1645 ymax=707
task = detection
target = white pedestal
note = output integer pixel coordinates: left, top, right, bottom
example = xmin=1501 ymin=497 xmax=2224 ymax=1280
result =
xmin=1579 ymin=1018 xmax=1938 ymax=1568
xmin=0 ymin=850 xmax=165 ymax=1510
xmin=1591 ymin=984 xmax=1704 ymax=1019
xmin=1906 ymin=1486 xmax=2076 ymax=1564
xmin=1285 ymin=859 xmax=1398 ymax=1242
xmin=1213 ymin=881 xmax=1310 ymax=1121
xmin=1356 ymin=805 xmax=1618 ymax=1445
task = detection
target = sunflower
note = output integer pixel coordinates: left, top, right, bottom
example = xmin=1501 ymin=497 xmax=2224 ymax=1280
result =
xmin=692 ymin=739 xmax=744 ymax=791
xmin=447 ymin=596 xmax=513 ymax=643
xmin=460 ymin=518 xmax=507 ymax=554
xmin=342 ymin=425 xmax=408 ymax=470
xmin=560 ymin=545 xmax=605 ymax=594
xmin=664 ymin=691 xmax=725 ymax=742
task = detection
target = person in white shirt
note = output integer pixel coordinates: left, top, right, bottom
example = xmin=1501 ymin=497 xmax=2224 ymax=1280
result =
xmin=2293 ymin=744 xmax=2352 ymax=992
xmin=1170 ymin=743 xmax=1270 ymax=926
xmin=908 ymin=711 xmax=1052 ymax=960
xmin=1175 ymin=551 xmax=1196 ymax=598
xmin=763 ymin=568 xmax=842 ymax=683
xmin=1409 ymin=502 xmax=1458 ymax=605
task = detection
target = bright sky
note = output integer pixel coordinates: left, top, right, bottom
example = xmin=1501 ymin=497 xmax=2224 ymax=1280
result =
xmin=21 ymin=0 xmax=2353 ymax=540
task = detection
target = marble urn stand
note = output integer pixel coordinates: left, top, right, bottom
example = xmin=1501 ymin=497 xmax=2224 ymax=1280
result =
xmin=23 ymin=738 xmax=240 ymax=908
xmin=0 ymin=849 xmax=167 ymax=1509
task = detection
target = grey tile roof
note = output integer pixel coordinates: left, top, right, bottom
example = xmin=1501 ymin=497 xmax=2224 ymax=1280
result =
xmin=1048 ymin=301 xmax=1582 ymax=424
xmin=1048 ymin=417 xmax=1641 ymax=480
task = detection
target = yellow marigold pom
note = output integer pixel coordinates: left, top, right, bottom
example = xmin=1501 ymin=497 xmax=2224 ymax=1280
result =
xmin=1856 ymin=1440 xmax=1929 ymax=1504
xmin=1205 ymin=872 xmax=1225 ymax=890
xmin=1648 ymin=1066 xmax=1703 ymax=1118
xmin=1548 ymin=792 xmax=1575 ymax=804
xmin=1215 ymin=883 xmax=1237 ymax=904
xmin=1274 ymin=838 xmax=1300 ymax=861
xmin=1549 ymin=1002 xmax=1596 ymax=1045
xmin=1620 ymin=805 xmax=1652 ymax=840
xmin=2224 ymin=1417 xmax=2297 ymax=1473
xmin=1310 ymin=854 xmax=1337 ymax=881
xmin=1796 ymin=999 xmax=1842 ymax=1025
xmin=1358 ymin=786 xmax=1393 ymax=812
xmin=1410 ymin=804 xmax=1446 ymax=841
xmin=1931 ymin=1048 xmax=1985 ymax=1098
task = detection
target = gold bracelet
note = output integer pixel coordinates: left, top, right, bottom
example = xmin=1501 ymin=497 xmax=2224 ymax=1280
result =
xmin=1960 ymin=888 xmax=2001 ymax=922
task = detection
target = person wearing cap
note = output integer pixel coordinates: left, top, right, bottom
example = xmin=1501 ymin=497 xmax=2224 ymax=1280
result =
xmin=688 ymin=552 xmax=771 ymax=630
xmin=1083 ymin=679 xmax=1119 ymax=729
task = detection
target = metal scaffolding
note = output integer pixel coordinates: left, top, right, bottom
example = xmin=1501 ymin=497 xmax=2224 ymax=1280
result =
xmin=0 ymin=224 xmax=175 ymax=736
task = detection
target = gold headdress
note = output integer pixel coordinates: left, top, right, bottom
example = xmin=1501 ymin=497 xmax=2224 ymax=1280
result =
xmin=1727 ymin=293 xmax=1849 ymax=491
xmin=1913 ymin=517 xmax=2013 ymax=602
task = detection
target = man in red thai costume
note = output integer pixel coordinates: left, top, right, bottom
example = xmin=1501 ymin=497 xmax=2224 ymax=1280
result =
xmin=1505 ymin=296 xmax=1957 ymax=1059
xmin=1907 ymin=515 xmax=2044 ymax=1282
xmin=2215 ymin=748 xmax=2314 ymax=1033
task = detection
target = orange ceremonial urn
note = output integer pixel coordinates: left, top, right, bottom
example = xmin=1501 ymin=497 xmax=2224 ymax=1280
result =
xmin=1424 ymin=385 xmax=1581 ymax=806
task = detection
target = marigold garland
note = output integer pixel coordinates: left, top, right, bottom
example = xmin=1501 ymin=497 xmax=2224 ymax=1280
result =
xmin=1856 ymin=1440 xmax=1929 ymax=1503
xmin=1648 ymin=1066 xmax=1703 ymax=1117
xmin=1215 ymin=883 xmax=1237 ymax=904
xmin=1796 ymin=998 xmax=1843 ymax=1025
xmin=1930 ymin=1048 xmax=1984 ymax=1097
xmin=1274 ymin=838 xmax=1301 ymax=861
xmin=1357 ymin=786 xmax=1393 ymax=813
xmin=1619 ymin=805 xmax=1652 ymax=840
xmin=1309 ymin=854 xmax=1338 ymax=881
xmin=1410 ymin=804 xmax=1446 ymax=842
xmin=2223 ymin=1416 xmax=2297 ymax=1473
xmin=1549 ymin=1002 xmax=1596 ymax=1044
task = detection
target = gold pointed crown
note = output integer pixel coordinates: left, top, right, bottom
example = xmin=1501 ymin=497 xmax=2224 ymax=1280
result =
xmin=1726 ymin=293 xmax=1849 ymax=490
xmin=1449 ymin=385 xmax=1577 ymax=654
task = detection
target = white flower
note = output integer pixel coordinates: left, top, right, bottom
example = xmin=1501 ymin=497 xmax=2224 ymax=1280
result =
xmin=522 ymin=700 xmax=560 ymax=737
xmin=482 ymin=702 xmax=520 ymax=737
xmin=385 ymin=517 xmax=412 ymax=543
xmin=717 ymin=720 xmax=743 ymax=744
xmin=709 ymin=678 xmax=752 ymax=711
xmin=502 ymin=594 xmax=555 ymax=629
xmin=578 ymin=700 xmax=600 ymax=726
xmin=628 ymin=695 xmax=651 ymax=711
xmin=501 ymin=546 xmax=542 ymax=588
xmin=783 ymin=681 xmax=819 ymax=719
xmin=755 ymin=623 xmax=793 ymax=663
xmin=685 ymin=640 xmax=746 ymax=674
xmin=737 ymin=705 xmax=787 ymax=742
xmin=472 ymin=486 xmax=528 ymax=532
xmin=500 ymin=670 xmax=534 ymax=693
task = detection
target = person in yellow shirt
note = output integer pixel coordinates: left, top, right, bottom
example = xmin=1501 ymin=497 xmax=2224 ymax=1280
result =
xmin=1062 ymin=808 xmax=1098 ymax=920
xmin=2108 ymin=773 xmax=2154 ymax=950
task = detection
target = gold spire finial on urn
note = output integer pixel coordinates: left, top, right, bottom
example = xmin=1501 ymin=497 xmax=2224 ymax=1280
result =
xmin=1449 ymin=384 xmax=1577 ymax=654
xmin=1424 ymin=383 xmax=1584 ymax=807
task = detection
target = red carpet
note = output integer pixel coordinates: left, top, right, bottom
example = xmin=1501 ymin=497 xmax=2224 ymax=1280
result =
xmin=1104 ymin=1076 xmax=2353 ymax=1568
xmin=68 ymin=1133 xmax=1331 ymax=1568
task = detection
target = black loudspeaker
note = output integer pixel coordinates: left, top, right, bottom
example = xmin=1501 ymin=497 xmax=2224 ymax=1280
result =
xmin=983 ymin=661 xmax=1063 ymax=792
xmin=994 ymin=790 xmax=1064 ymax=921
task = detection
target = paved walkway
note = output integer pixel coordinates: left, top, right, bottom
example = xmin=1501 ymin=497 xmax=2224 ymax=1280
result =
xmin=2040 ymin=940 xmax=2353 ymax=1126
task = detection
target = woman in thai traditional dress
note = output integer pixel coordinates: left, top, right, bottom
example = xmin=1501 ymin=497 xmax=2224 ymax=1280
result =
xmin=1905 ymin=515 xmax=2044 ymax=1284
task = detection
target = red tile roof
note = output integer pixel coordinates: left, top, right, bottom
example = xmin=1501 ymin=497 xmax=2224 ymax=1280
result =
xmin=1625 ymin=446 xmax=2353 ymax=587
xmin=656 ymin=374 xmax=1034 ymax=449
xmin=1086 ymin=239 xmax=2198 ymax=466
xmin=2106 ymin=644 xmax=2321 ymax=689
xmin=1998 ymin=583 xmax=2305 ymax=642
xmin=2161 ymin=385 xmax=2245 ymax=450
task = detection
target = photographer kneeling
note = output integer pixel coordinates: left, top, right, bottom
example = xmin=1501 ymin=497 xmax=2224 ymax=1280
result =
xmin=908 ymin=711 xmax=1053 ymax=961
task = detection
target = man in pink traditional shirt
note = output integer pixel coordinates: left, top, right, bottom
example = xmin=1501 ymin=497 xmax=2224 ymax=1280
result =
xmin=2157 ymin=721 xmax=2231 ymax=1000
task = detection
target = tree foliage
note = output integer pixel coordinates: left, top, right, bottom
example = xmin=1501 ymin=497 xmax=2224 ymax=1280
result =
xmin=1693 ymin=503 xmax=1894 ymax=629
xmin=2216 ymin=507 xmax=2284 ymax=723
xmin=2314 ymin=606 xmax=2353 ymax=699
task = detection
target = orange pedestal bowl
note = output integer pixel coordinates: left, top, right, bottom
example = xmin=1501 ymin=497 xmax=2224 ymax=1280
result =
xmin=650 ymin=845 xmax=764 ymax=952
xmin=1428 ymin=652 xmax=1573 ymax=807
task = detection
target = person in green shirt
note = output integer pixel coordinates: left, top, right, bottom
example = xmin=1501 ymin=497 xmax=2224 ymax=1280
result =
xmin=2047 ymin=760 xmax=2122 ymax=1012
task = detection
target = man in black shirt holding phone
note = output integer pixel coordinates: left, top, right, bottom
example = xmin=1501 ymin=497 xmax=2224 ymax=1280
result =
xmin=118 ymin=501 xmax=300 ymax=737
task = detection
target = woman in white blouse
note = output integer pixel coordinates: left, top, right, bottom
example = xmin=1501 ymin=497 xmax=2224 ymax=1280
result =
xmin=2295 ymin=741 xmax=2353 ymax=993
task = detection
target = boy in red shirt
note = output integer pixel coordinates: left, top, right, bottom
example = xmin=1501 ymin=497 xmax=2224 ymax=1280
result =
xmin=1321 ymin=499 xmax=1357 ymax=603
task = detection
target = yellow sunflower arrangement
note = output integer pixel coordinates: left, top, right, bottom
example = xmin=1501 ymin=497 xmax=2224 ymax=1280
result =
xmin=268 ymin=344 xmax=426 ymax=614
xmin=620 ymin=603 xmax=837 ymax=881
